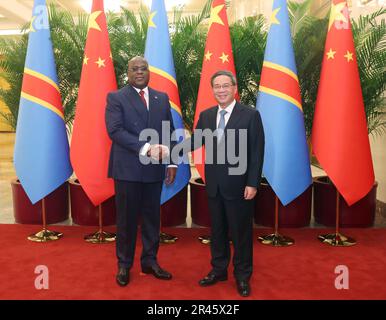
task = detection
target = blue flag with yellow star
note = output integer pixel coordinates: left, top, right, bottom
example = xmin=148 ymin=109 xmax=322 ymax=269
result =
xmin=256 ymin=0 xmax=311 ymax=205
xmin=14 ymin=0 xmax=72 ymax=204
xmin=144 ymin=0 xmax=191 ymax=204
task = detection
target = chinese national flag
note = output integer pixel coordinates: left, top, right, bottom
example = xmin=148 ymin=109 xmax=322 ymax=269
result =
xmin=70 ymin=0 xmax=117 ymax=206
xmin=311 ymin=0 xmax=374 ymax=206
xmin=193 ymin=0 xmax=238 ymax=182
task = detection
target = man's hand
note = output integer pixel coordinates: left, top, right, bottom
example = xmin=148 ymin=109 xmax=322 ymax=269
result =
xmin=244 ymin=186 xmax=257 ymax=200
xmin=147 ymin=144 xmax=169 ymax=160
xmin=165 ymin=167 xmax=177 ymax=185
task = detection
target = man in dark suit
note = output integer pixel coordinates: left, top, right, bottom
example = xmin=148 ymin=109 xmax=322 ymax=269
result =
xmin=187 ymin=70 xmax=264 ymax=297
xmin=105 ymin=56 xmax=176 ymax=287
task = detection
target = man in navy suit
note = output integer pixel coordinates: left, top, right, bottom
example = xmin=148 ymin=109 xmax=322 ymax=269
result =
xmin=105 ymin=56 xmax=176 ymax=287
xmin=186 ymin=70 xmax=264 ymax=297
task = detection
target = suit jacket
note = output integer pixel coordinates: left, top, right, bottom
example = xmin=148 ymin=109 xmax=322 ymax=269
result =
xmin=193 ymin=102 xmax=265 ymax=200
xmin=105 ymin=85 xmax=175 ymax=182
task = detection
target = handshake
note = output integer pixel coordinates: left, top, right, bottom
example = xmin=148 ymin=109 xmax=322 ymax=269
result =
xmin=146 ymin=144 xmax=170 ymax=161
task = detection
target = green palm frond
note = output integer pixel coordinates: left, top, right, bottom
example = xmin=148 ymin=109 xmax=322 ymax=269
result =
xmin=107 ymin=7 xmax=148 ymax=87
xmin=288 ymin=0 xmax=329 ymax=136
xmin=48 ymin=4 xmax=88 ymax=129
xmin=171 ymin=0 xmax=212 ymax=130
xmin=288 ymin=0 xmax=314 ymax=35
xmin=231 ymin=15 xmax=267 ymax=107
xmin=294 ymin=16 xmax=328 ymax=136
xmin=352 ymin=8 xmax=386 ymax=136
xmin=0 ymin=33 xmax=28 ymax=129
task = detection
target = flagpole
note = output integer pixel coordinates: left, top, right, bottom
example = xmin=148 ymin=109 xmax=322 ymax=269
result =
xmin=27 ymin=198 xmax=63 ymax=242
xmin=84 ymin=204 xmax=116 ymax=244
xmin=257 ymin=195 xmax=294 ymax=246
xmin=160 ymin=211 xmax=178 ymax=244
xmin=160 ymin=209 xmax=178 ymax=244
xmin=198 ymin=234 xmax=211 ymax=245
xmin=318 ymin=188 xmax=356 ymax=246
xmin=160 ymin=231 xmax=178 ymax=244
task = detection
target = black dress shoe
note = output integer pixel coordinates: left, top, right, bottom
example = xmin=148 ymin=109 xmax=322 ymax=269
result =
xmin=142 ymin=265 xmax=172 ymax=280
xmin=116 ymin=267 xmax=129 ymax=287
xmin=236 ymin=280 xmax=250 ymax=297
xmin=198 ymin=273 xmax=228 ymax=287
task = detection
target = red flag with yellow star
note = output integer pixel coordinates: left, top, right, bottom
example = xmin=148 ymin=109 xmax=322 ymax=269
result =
xmin=311 ymin=0 xmax=374 ymax=206
xmin=193 ymin=0 xmax=238 ymax=181
xmin=70 ymin=0 xmax=117 ymax=206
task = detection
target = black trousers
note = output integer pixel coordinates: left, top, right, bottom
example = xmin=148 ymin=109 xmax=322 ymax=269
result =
xmin=207 ymin=193 xmax=254 ymax=281
xmin=114 ymin=180 xmax=162 ymax=270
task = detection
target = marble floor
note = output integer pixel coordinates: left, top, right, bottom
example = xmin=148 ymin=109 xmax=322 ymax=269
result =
xmin=1 ymin=132 xmax=385 ymax=227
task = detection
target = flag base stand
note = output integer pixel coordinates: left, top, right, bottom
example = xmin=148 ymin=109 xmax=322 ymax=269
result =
xmin=84 ymin=205 xmax=116 ymax=244
xmin=84 ymin=230 xmax=116 ymax=244
xmin=318 ymin=232 xmax=356 ymax=246
xmin=28 ymin=229 xmax=63 ymax=242
xmin=198 ymin=235 xmax=211 ymax=245
xmin=258 ymin=196 xmax=294 ymax=247
xmin=160 ymin=232 xmax=178 ymax=244
xmin=198 ymin=235 xmax=233 ymax=245
xmin=258 ymin=233 xmax=294 ymax=246
xmin=318 ymin=189 xmax=356 ymax=247
xmin=27 ymin=198 xmax=63 ymax=242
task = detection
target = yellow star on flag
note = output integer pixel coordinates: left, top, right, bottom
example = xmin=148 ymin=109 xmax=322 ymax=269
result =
xmin=205 ymin=50 xmax=213 ymax=61
xmin=208 ymin=4 xmax=224 ymax=30
xmin=344 ymin=50 xmax=353 ymax=62
xmin=95 ymin=57 xmax=105 ymax=68
xmin=83 ymin=55 xmax=89 ymax=65
xmin=88 ymin=11 xmax=102 ymax=32
xmin=29 ymin=16 xmax=36 ymax=33
xmin=219 ymin=52 xmax=229 ymax=63
xmin=148 ymin=11 xmax=157 ymax=28
xmin=328 ymin=2 xmax=348 ymax=31
xmin=326 ymin=48 xmax=336 ymax=59
xmin=270 ymin=7 xmax=280 ymax=25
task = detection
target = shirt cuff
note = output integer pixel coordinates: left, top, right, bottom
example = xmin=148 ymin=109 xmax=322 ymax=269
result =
xmin=140 ymin=143 xmax=151 ymax=156
xmin=167 ymin=165 xmax=178 ymax=168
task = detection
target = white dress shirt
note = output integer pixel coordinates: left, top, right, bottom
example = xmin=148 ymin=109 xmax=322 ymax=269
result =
xmin=134 ymin=86 xmax=176 ymax=168
xmin=132 ymin=86 xmax=149 ymax=110
xmin=216 ymin=99 xmax=236 ymax=128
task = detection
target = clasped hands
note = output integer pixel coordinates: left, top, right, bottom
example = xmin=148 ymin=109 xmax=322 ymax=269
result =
xmin=146 ymin=144 xmax=170 ymax=161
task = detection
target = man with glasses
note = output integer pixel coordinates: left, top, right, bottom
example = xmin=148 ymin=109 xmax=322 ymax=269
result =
xmin=189 ymin=70 xmax=264 ymax=297
xmin=105 ymin=56 xmax=176 ymax=287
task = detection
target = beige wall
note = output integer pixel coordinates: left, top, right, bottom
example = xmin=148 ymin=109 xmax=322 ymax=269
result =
xmin=370 ymin=122 xmax=386 ymax=203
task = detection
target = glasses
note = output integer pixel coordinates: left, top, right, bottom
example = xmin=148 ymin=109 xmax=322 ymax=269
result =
xmin=129 ymin=66 xmax=148 ymax=72
xmin=213 ymin=83 xmax=234 ymax=90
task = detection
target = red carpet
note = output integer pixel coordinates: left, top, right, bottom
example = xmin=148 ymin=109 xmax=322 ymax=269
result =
xmin=0 ymin=224 xmax=385 ymax=300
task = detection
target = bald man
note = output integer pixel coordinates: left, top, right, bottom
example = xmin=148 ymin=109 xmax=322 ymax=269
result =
xmin=105 ymin=56 xmax=177 ymax=286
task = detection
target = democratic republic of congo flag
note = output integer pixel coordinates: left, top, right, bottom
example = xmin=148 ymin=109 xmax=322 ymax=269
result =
xmin=14 ymin=0 xmax=72 ymax=204
xmin=144 ymin=0 xmax=191 ymax=204
xmin=256 ymin=0 xmax=312 ymax=205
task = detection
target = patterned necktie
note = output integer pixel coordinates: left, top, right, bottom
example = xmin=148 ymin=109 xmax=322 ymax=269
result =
xmin=139 ymin=90 xmax=147 ymax=109
xmin=217 ymin=109 xmax=227 ymax=142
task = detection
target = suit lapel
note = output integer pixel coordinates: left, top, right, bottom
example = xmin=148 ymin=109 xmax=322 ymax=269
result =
xmin=225 ymin=102 xmax=243 ymax=131
xmin=125 ymin=85 xmax=148 ymax=125
xmin=208 ymin=107 xmax=218 ymax=131
xmin=148 ymin=88 xmax=161 ymax=128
